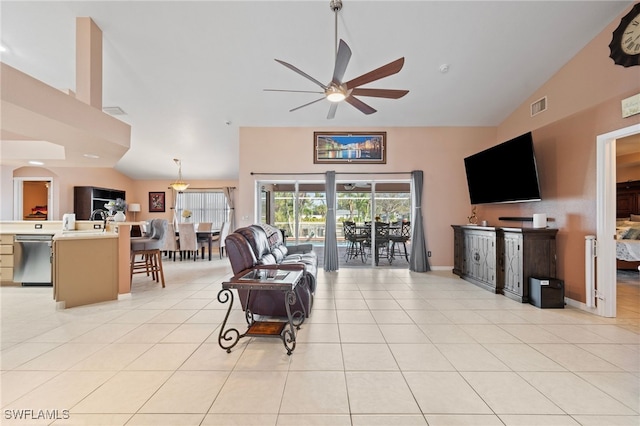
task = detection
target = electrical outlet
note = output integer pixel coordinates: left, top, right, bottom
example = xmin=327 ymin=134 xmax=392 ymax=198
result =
xmin=427 ymin=251 xmax=432 ymax=257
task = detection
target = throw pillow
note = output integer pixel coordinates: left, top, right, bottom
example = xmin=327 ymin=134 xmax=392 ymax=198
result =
xmin=622 ymin=227 xmax=640 ymax=239
xmin=630 ymin=214 xmax=640 ymax=222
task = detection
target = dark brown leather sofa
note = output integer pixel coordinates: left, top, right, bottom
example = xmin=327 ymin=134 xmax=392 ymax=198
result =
xmin=225 ymin=224 xmax=317 ymax=317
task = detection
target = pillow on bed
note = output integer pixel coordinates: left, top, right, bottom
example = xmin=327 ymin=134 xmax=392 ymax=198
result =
xmin=617 ymin=227 xmax=630 ymax=239
xmin=622 ymin=227 xmax=640 ymax=239
xmin=630 ymin=214 xmax=640 ymax=222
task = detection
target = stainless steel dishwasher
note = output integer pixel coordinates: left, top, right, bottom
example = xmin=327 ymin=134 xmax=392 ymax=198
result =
xmin=14 ymin=234 xmax=54 ymax=286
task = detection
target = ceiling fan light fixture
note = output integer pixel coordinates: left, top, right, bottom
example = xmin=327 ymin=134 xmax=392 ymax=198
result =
xmin=326 ymin=86 xmax=346 ymax=102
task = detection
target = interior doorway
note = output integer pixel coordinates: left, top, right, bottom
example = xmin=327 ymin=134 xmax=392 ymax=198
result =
xmin=596 ymin=123 xmax=640 ymax=317
xmin=13 ymin=177 xmax=54 ymax=221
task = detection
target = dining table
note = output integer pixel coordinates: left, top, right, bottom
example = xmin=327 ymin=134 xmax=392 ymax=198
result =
xmin=353 ymin=222 xmax=400 ymax=266
xmin=197 ymin=229 xmax=221 ymax=261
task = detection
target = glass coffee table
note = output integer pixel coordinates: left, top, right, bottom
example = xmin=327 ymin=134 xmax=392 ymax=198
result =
xmin=217 ymin=267 xmax=304 ymax=355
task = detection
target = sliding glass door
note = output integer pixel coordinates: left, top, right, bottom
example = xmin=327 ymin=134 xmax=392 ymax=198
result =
xmin=256 ymin=179 xmax=411 ymax=267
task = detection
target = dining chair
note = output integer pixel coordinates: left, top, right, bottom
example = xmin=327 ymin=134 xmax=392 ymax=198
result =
xmin=373 ymin=221 xmax=391 ymax=266
xmin=390 ymin=220 xmax=411 ymax=261
xmin=178 ymin=223 xmax=198 ymax=261
xmin=196 ymin=222 xmax=213 ymax=259
xmin=343 ymin=221 xmax=367 ymax=262
xmin=217 ymin=221 xmax=231 ymax=258
xmin=162 ymin=223 xmax=180 ymax=261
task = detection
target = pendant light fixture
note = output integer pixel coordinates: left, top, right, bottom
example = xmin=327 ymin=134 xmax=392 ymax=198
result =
xmin=169 ymin=158 xmax=190 ymax=191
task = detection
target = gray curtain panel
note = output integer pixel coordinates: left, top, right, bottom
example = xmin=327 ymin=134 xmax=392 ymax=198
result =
xmin=410 ymin=170 xmax=430 ymax=272
xmin=323 ymin=171 xmax=339 ymax=271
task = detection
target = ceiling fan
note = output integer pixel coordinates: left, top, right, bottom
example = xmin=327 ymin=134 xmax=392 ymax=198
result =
xmin=265 ymin=0 xmax=409 ymax=119
xmin=343 ymin=182 xmax=371 ymax=191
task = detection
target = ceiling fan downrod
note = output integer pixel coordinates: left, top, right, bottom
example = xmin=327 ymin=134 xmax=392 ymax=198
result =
xmin=330 ymin=0 xmax=343 ymax=58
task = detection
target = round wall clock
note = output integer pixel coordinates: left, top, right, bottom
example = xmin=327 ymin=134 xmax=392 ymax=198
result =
xmin=609 ymin=2 xmax=640 ymax=67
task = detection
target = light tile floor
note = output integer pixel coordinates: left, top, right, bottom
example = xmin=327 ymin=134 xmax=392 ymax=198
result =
xmin=1 ymin=258 xmax=639 ymax=425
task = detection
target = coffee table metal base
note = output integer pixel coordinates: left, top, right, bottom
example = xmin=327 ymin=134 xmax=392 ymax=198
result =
xmin=217 ymin=269 xmax=304 ymax=355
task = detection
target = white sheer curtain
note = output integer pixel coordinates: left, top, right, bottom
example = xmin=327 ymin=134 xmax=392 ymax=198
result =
xmin=223 ymin=187 xmax=235 ymax=232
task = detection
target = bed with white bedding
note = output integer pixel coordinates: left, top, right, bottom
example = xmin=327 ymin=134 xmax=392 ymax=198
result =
xmin=616 ymin=218 xmax=640 ymax=269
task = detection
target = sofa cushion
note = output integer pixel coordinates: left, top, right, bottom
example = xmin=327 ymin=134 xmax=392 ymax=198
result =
xmin=272 ymin=246 xmax=286 ymax=263
xmin=236 ymin=226 xmax=271 ymax=259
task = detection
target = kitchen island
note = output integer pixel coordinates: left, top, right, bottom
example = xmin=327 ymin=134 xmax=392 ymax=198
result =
xmin=53 ymin=230 xmax=119 ymax=308
xmin=0 ymin=220 xmax=139 ymax=308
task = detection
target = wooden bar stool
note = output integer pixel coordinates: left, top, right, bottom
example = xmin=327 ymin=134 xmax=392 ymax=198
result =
xmin=130 ymin=219 xmax=167 ymax=287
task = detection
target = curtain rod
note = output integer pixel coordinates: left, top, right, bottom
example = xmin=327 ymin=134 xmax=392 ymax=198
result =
xmin=167 ymin=186 xmax=236 ymax=190
xmin=250 ymin=172 xmax=412 ymax=176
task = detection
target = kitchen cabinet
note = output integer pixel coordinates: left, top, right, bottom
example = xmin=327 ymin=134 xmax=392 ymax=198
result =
xmin=74 ymin=186 xmax=126 ymax=220
xmin=0 ymin=234 xmax=15 ymax=284
xmin=53 ymin=234 xmax=118 ymax=308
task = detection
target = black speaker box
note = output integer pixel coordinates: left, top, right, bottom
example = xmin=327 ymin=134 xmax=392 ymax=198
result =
xmin=529 ymin=277 xmax=564 ymax=309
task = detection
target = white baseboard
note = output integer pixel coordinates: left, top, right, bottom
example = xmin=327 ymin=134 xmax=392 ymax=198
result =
xmin=430 ymin=265 xmax=453 ymax=271
xmin=563 ymin=297 xmax=598 ymax=315
xmin=118 ymin=293 xmax=132 ymax=300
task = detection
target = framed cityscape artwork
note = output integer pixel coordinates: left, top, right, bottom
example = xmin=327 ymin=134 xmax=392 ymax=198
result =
xmin=313 ymin=131 xmax=386 ymax=164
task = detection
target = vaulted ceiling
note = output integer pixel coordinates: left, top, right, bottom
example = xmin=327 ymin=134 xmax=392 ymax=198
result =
xmin=0 ymin=1 xmax=633 ymax=180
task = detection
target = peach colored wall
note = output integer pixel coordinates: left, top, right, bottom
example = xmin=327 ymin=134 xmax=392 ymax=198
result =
xmin=482 ymin=93 xmax=640 ymax=302
xmin=132 ymin=179 xmax=237 ymax=223
xmin=1 ymin=165 xmax=237 ymax=223
xmin=8 ymin=166 xmax=134 ymax=220
xmin=491 ymin=4 xmax=640 ymax=304
xmin=238 ymin=127 xmax=496 ymax=267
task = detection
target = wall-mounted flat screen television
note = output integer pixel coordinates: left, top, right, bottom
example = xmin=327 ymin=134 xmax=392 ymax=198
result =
xmin=464 ymin=132 xmax=541 ymax=205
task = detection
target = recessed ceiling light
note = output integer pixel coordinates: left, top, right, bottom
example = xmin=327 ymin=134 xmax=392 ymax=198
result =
xmin=28 ymin=160 xmax=44 ymax=166
xmin=83 ymin=153 xmax=100 ymax=159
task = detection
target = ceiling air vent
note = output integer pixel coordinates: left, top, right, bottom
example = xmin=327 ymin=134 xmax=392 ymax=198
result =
xmin=530 ymin=96 xmax=547 ymax=117
xmin=103 ymin=106 xmax=127 ymax=116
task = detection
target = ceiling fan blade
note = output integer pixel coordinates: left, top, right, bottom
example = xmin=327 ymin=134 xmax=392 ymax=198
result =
xmin=264 ymin=89 xmax=324 ymax=94
xmin=332 ymin=39 xmax=352 ymax=84
xmin=290 ymin=97 xmax=325 ymax=112
xmin=350 ymin=88 xmax=409 ymax=99
xmin=345 ymin=96 xmax=377 ymax=115
xmin=344 ymin=57 xmax=405 ymax=89
xmin=327 ymin=103 xmax=338 ymax=120
xmin=275 ymin=59 xmax=328 ymax=90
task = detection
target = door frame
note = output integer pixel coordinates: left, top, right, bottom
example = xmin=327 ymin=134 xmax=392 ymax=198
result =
xmin=596 ymin=123 xmax=640 ymax=317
